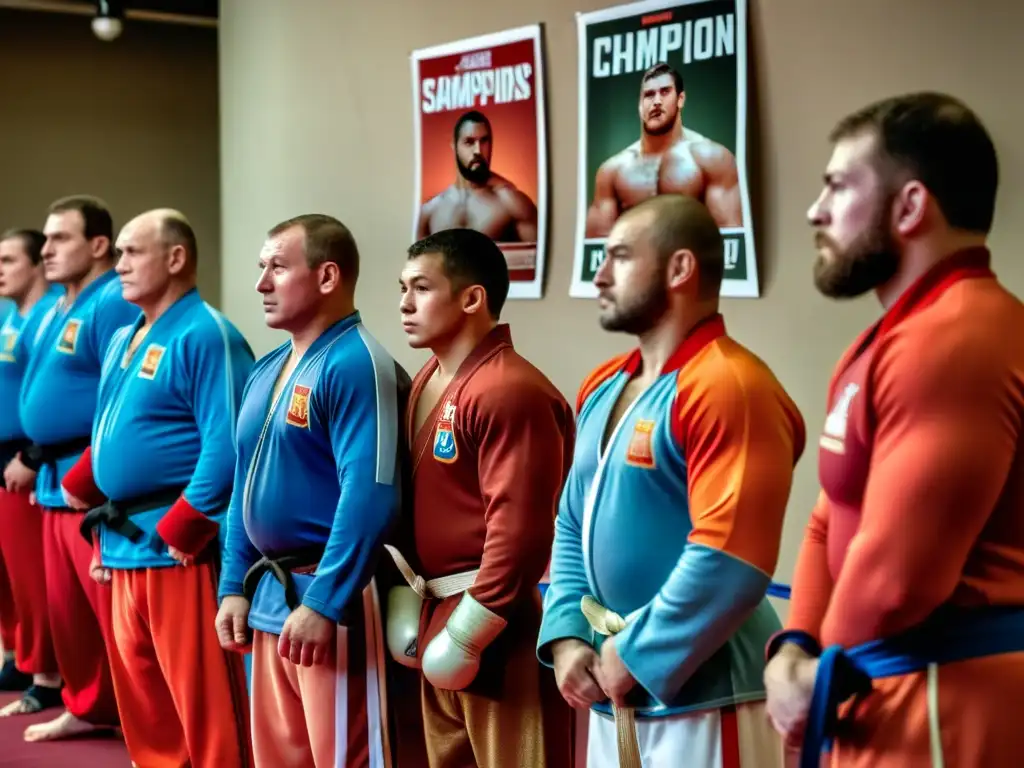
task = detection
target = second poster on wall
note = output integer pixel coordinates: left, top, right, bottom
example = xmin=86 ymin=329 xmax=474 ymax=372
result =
xmin=411 ymin=25 xmax=550 ymax=301
xmin=571 ymin=0 xmax=758 ymax=299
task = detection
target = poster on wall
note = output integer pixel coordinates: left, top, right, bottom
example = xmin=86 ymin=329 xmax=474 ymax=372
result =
xmin=570 ymin=0 xmax=758 ymax=298
xmin=411 ymin=24 xmax=549 ymax=300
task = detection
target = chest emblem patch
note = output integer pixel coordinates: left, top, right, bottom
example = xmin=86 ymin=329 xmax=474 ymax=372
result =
xmin=286 ymin=384 xmax=311 ymax=429
xmin=820 ymin=382 xmax=860 ymax=455
xmin=625 ymin=419 xmax=657 ymax=469
xmin=137 ymin=344 xmax=166 ymax=380
xmin=57 ymin=318 xmax=81 ymax=355
xmin=433 ymin=398 xmax=458 ymax=464
xmin=0 ymin=329 xmax=18 ymax=363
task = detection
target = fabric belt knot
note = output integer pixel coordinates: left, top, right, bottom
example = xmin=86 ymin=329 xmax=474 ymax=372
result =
xmin=580 ymin=595 xmax=642 ymax=768
xmin=384 ymin=544 xmax=479 ymax=600
xmin=241 ymin=545 xmax=326 ymax=612
xmin=798 ymin=604 xmax=1024 ymax=768
xmin=78 ymin=486 xmax=185 ymax=544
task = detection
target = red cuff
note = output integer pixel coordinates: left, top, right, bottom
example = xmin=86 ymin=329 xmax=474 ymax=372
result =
xmin=155 ymin=496 xmax=219 ymax=557
xmin=60 ymin=447 xmax=107 ymax=508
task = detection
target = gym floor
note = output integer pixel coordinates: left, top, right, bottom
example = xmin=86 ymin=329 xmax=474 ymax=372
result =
xmin=0 ymin=694 xmax=128 ymax=767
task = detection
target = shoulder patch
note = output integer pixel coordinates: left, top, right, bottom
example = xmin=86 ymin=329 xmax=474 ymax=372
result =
xmin=57 ymin=318 xmax=82 ymax=355
xmin=285 ymin=383 xmax=311 ymax=428
xmin=137 ymin=343 xmax=166 ymax=380
xmin=432 ymin=397 xmax=458 ymax=463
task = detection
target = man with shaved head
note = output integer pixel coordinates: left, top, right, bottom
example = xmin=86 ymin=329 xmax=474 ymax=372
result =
xmin=61 ymin=208 xmax=256 ymax=765
xmin=539 ymin=194 xmax=804 ymax=766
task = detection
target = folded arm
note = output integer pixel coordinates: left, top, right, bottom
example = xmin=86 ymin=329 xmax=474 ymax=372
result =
xmin=615 ymin=361 xmax=803 ymax=705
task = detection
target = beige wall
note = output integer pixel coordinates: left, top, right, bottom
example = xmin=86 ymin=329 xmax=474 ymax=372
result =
xmin=0 ymin=8 xmax=221 ymax=303
xmin=219 ymin=0 xmax=1024 ymax=599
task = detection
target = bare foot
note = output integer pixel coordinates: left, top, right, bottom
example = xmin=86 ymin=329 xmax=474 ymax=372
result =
xmin=23 ymin=710 xmax=106 ymax=742
xmin=0 ymin=697 xmax=37 ymax=717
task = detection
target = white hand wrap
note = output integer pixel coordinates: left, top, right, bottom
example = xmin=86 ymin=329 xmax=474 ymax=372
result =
xmin=421 ymin=593 xmax=507 ymax=690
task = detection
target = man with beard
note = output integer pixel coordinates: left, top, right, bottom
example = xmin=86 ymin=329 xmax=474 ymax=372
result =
xmin=585 ymin=63 xmax=743 ymax=238
xmin=416 ymin=110 xmax=539 ymax=243
xmin=539 ymin=193 xmax=803 ymax=767
xmin=764 ymin=92 xmax=1024 ymax=768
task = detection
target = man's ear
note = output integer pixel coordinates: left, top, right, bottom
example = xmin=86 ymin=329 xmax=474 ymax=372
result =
xmin=666 ymin=248 xmax=697 ymax=291
xmin=461 ymin=285 xmax=487 ymax=315
xmin=319 ymin=261 xmax=341 ymax=295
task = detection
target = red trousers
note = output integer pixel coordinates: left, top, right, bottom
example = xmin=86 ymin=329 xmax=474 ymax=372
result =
xmin=0 ymin=490 xmax=57 ymax=674
xmin=42 ymin=510 xmax=119 ymax=725
xmin=0 ymin=545 xmax=16 ymax=654
xmin=108 ymin=563 xmax=253 ymax=767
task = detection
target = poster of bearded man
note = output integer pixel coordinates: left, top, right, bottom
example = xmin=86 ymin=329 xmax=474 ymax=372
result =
xmin=411 ymin=24 xmax=549 ymax=300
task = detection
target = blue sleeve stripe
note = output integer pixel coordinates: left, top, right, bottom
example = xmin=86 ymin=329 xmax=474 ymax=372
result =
xmin=202 ymin=305 xmax=240 ymax=450
xmin=356 ymin=325 xmax=398 ymax=487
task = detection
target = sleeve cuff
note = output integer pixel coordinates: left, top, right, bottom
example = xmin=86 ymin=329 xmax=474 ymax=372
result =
xmin=156 ymin=496 xmax=220 ymax=556
xmin=60 ymin=447 xmax=107 ymax=508
xmin=765 ymin=629 xmax=822 ymax=662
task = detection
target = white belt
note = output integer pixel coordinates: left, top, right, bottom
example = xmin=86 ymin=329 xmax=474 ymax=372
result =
xmin=581 ymin=595 xmax=643 ymax=768
xmin=384 ymin=544 xmax=479 ymax=600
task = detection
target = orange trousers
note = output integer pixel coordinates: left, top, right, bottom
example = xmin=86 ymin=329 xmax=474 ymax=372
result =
xmin=0 ymin=490 xmax=57 ymax=674
xmin=251 ymin=583 xmax=391 ymax=768
xmin=107 ymin=562 xmax=253 ymax=768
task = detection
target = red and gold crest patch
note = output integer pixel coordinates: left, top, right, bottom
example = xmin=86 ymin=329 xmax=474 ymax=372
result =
xmin=286 ymin=384 xmax=311 ymax=428
xmin=625 ymin=419 xmax=656 ymax=469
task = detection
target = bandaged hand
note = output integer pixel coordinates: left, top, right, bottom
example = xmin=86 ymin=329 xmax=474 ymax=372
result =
xmin=279 ymin=604 xmax=334 ymax=667
xmin=551 ymin=638 xmax=605 ymax=709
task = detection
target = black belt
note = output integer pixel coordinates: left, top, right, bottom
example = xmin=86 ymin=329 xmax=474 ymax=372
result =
xmin=20 ymin=436 xmax=91 ymax=473
xmin=242 ymin=545 xmax=325 ymax=611
xmin=79 ymin=486 xmax=185 ymax=544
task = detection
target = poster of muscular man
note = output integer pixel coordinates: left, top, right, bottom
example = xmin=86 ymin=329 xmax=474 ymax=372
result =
xmin=412 ymin=24 xmax=549 ymax=300
xmin=571 ymin=0 xmax=759 ymax=298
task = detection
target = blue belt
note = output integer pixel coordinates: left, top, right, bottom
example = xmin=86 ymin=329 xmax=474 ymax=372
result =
xmin=537 ymin=580 xmax=791 ymax=600
xmin=794 ymin=605 xmax=1024 ymax=768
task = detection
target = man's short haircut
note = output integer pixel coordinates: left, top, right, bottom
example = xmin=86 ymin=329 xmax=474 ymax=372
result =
xmin=830 ymin=91 xmax=998 ymax=234
xmin=407 ymin=228 xmax=510 ymax=319
xmin=158 ymin=213 xmax=198 ymax=265
xmin=268 ymin=214 xmax=359 ymax=283
xmin=641 ymin=62 xmax=684 ymax=95
xmin=453 ymin=110 xmax=492 ymax=143
xmin=626 ymin=194 xmax=724 ymax=300
xmin=48 ymin=194 xmax=114 ymax=256
xmin=0 ymin=228 xmax=45 ymax=266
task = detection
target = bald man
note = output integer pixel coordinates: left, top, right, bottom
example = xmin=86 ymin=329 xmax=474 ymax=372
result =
xmin=61 ymin=209 xmax=256 ymax=766
xmin=540 ymin=195 xmax=801 ymax=767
